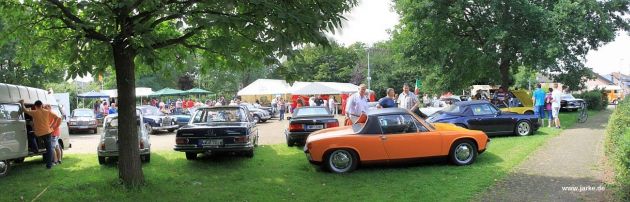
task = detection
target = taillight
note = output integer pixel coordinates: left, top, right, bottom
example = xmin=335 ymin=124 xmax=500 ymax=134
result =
xmin=176 ymin=137 xmax=189 ymax=145
xmin=234 ymin=136 xmax=249 ymax=143
xmin=99 ymin=143 xmax=105 ymax=150
xmin=289 ymin=123 xmax=304 ymax=132
xmin=325 ymin=121 xmax=339 ymax=128
xmin=139 ymin=140 xmax=145 ymax=149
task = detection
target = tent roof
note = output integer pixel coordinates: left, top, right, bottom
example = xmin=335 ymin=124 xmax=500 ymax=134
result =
xmin=237 ymin=79 xmax=290 ymax=95
xmin=290 ymin=82 xmax=341 ymax=95
xmin=185 ymin=88 xmax=211 ymax=94
xmin=150 ymin=88 xmax=185 ymax=96
xmin=101 ymin=87 xmax=154 ymax=98
xmin=77 ymin=91 xmax=110 ymax=98
xmin=289 ymin=82 xmax=359 ymax=95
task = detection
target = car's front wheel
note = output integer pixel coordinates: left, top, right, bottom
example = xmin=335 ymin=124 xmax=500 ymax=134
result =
xmin=0 ymin=160 xmax=10 ymax=177
xmin=244 ymin=150 xmax=254 ymax=158
xmin=185 ymin=152 xmax=198 ymax=160
xmin=515 ymin=121 xmax=532 ymax=136
xmin=253 ymin=115 xmax=261 ymax=123
xmin=141 ymin=154 xmax=151 ymax=163
xmin=449 ymin=140 xmax=477 ymax=166
xmin=167 ymin=129 xmax=175 ymax=133
xmin=325 ymin=149 xmax=358 ymax=173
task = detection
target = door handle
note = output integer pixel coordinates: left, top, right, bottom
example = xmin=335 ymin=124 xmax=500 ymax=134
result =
xmin=380 ymin=136 xmax=387 ymax=140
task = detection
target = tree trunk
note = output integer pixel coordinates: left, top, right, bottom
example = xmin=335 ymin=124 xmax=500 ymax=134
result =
xmin=112 ymin=43 xmax=144 ymax=187
xmin=499 ymin=59 xmax=512 ymax=87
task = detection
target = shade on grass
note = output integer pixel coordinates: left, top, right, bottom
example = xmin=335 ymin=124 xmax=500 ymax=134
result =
xmin=0 ymin=111 xmax=595 ymax=201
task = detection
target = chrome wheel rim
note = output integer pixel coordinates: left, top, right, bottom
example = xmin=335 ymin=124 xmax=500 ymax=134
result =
xmin=0 ymin=160 xmax=8 ymax=175
xmin=455 ymin=143 xmax=473 ymax=163
xmin=329 ymin=150 xmax=352 ymax=172
xmin=517 ymin=122 xmax=530 ymax=136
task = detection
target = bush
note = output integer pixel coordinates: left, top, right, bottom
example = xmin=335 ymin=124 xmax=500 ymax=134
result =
xmin=605 ymin=98 xmax=630 ymax=200
xmin=575 ymin=89 xmax=607 ymax=110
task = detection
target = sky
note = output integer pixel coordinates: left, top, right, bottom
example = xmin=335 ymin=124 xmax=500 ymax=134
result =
xmin=330 ymin=0 xmax=630 ymax=76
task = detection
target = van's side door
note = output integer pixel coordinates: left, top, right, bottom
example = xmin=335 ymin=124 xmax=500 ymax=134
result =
xmin=0 ymin=104 xmax=28 ymax=160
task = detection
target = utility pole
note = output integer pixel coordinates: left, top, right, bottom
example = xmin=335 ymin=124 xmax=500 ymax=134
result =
xmin=367 ymin=47 xmax=371 ymax=90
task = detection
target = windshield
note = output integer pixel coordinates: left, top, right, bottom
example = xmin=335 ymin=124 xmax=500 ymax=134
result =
xmin=73 ymin=110 xmax=93 ymax=117
xmin=294 ymin=108 xmax=330 ymax=117
xmin=561 ymin=94 xmax=575 ymax=100
xmin=192 ymin=108 xmax=247 ymax=123
xmin=140 ymin=107 xmax=163 ymax=116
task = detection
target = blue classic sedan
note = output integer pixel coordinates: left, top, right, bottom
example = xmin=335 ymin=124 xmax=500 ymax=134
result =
xmin=426 ymin=100 xmax=540 ymax=136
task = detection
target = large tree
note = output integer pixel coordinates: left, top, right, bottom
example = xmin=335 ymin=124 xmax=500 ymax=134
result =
xmin=0 ymin=0 xmax=356 ymax=186
xmin=393 ymin=0 xmax=629 ymax=91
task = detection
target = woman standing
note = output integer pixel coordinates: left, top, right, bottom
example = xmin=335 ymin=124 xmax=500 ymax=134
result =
xmin=278 ymin=98 xmax=286 ymax=121
xmin=545 ymin=88 xmax=554 ymax=127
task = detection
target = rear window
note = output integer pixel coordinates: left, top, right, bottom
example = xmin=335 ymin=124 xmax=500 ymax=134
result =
xmin=73 ymin=110 xmax=94 ymax=117
xmin=294 ymin=108 xmax=330 ymax=117
xmin=441 ymin=105 xmax=461 ymax=113
xmin=192 ymin=108 xmax=247 ymax=123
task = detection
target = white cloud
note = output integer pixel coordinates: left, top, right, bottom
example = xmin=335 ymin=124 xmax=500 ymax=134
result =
xmin=585 ymin=31 xmax=630 ymax=75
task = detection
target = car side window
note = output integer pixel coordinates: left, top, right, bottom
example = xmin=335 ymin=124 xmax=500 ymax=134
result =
xmin=471 ymin=104 xmax=495 ymax=116
xmin=378 ymin=115 xmax=418 ymax=134
xmin=411 ymin=118 xmax=430 ymax=132
xmin=0 ymin=104 xmax=22 ymax=120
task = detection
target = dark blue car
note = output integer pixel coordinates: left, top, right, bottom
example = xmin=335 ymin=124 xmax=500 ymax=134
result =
xmin=426 ymin=100 xmax=540 ymax=136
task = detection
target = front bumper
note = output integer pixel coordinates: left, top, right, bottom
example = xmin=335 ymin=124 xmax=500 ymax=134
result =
xmin=174 ymin=144 xmax=254 ymax=153
xmin=69 ymin=125 xmax=98 ymax=130
xmin=98 ymin=148 xmax=150 ymax=157
xmin=150 ymin=125 xmax=179 ymax=130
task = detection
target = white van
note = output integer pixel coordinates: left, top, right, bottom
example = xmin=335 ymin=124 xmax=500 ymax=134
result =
xmin=0 ymin=83 xmax=71 ymax=177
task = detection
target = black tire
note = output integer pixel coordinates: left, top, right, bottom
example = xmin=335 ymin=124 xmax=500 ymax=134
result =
xmin=167 ymin=129 xmax=175 ymax=133
xmin=98 ymin=156 xmax=106 ymax=165
xmin=286 ymin=134 xmax=295 ymax=147
xmin=324 ymin=149 xmax=358 ymax=173
xmin=185 ymin=152 xmax=198 ymax=160
xmin=261 ymin=119 xmax=267 ymax=123
xmin=141 ymin=154 xmax=151 ymax=163
xmin=514 ymin=120 xmax=532 ymax=136
xmin=449 ymin=140 xmax=478 ymax=166
xmin=93 ymin=129 xmax=98 ymax=134
xmin=69 ymin=130 xmax=73 ymax=134
xmin=0 ymin=160 xmax=10 ymax=177
xmin=13 ymin=158 xmax=25 ymax=164
xmin=244 ymin=150 xmax=254 ymax=158
xmin=253 ymin=115 xmax=261 ymax=123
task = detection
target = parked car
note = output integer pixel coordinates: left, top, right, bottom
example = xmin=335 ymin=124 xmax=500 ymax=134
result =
xmin=560 ymin=94 xmax=585 ymax=111
xmin=493 ymin=90 xmax=535 ymax=115
xmin=169 ymin=108 xmax=193 ymax=127
xmin=419 ymin=96 xmax=461 ymax=116
xmin=0 ymin=83 xmax=71 ymax=177
xmin=304 ymin=108 xmax=489 ymax=173
xmin=137 ymin=105 xmax=178 ymax=134
xmin=67 ymin=108 xmax=98 ymax=134
xmin=257 ymin=105 xmax=276 ymax=118
xmin=427 ymin=100 xmax=540 ymax=136
xmin=285 ymin=107 xmax=339 ymax=146
xmin=174 ymin=106 xmax=259 ymax=160
xmin=97 ymin=110 xmax=150 ymax=164
xmin=241 ymin=103 xmax=271 ymax=123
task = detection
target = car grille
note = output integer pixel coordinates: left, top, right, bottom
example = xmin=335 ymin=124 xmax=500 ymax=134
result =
xmin=79 ymin=121 xmax=90 ymax=125
xmin=162 ymin=118 xmax=172 ymax=126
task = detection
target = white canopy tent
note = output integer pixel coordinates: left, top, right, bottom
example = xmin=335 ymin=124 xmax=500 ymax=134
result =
xmin=237 ymin=79 xmax=291 ymax=95
xmin=289 ymin=82 xmax=359 ymax=95
xmin=101 ymin=87 xmax=155 ymax=98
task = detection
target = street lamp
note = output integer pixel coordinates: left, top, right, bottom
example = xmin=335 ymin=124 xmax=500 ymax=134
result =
xmin=366 ymin=46 xmax=371 ymax=90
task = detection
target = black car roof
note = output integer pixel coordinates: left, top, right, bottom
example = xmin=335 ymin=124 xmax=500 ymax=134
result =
xmin=366 ymin=108 xmax=409 ymax=117
xmin=454 ymin=100 xmax=490 ymax=106
xmin=197 ymin=106 xmax=243 ymax=110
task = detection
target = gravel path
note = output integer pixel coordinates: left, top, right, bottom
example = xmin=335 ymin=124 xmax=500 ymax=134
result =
xmin=479 ymin=109 xmax=614 ymax=202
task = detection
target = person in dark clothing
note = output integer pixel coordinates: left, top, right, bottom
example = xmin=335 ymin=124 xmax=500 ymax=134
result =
xmin=377 ymin=88 xmax=397 ymax=108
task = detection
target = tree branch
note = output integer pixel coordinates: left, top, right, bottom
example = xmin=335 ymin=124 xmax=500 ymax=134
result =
xmin=46 ymin=0 xmax=110 ymax=42
xmin=151 ymin=26 xmax=205 ymax=49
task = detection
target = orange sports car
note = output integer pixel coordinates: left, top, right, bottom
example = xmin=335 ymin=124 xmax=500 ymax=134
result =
xmin=304 ymin=108 xmax=490 ymax=173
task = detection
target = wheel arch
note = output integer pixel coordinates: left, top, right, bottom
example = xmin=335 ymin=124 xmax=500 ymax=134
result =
xmin=448 ymin=137 xmax=479 ymax=155
xmin=322 ymin=147 xmax=361 ymax=163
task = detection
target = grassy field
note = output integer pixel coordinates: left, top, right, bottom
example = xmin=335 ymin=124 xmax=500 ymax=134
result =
xmin=0 ymin=112 xmax=595 ymax=201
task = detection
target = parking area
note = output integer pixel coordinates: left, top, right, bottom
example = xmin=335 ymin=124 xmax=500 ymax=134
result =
xmin=65 ymin=115 xmax=346 ymax=154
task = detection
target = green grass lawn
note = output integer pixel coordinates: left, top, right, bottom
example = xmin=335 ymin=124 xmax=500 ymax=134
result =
xmin=0 ymin=111 xmax=596 ymax=202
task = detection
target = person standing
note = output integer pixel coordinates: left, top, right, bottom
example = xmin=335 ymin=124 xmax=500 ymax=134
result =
xmin=377 ymin=88 xmax=397 ymax=108
xmin=551 ymin=84 xmax=562 ymax=128
xmin=345 ymin=84 xmax=370 ymax=124
xmin=397 ymin=84 xmax=420 ymax=111
xmin=422 ymin=94 xmax=431 ymax=107
xmin=532 ymin=83 xmax=547 ymax=126
xmin=278 ymin=98 xmax=286 ymax=121
xmin=545 ymin=88 xmax=554 ymax=127
xmin=19 ymin=100 xmax=61 ymax=169
xmin=44 ymin=105 xmax=63 ymax=165
xmin=328 ymin=96 xmax=336 ymax=115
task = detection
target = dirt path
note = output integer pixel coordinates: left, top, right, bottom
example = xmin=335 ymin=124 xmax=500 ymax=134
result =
xmin=479 ymin=109 xmax=614 ymax=202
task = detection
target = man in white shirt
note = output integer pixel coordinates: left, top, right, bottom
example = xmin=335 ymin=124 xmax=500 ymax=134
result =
xmin=397 ymin=83 xmax=420 ymax=111
xmin=551 ymin=83 xmax=563 ymax=128
xmin=328 ymin=96 xmax=336 ymax=115
xmin=345 ymin=84 xmax=369 ymax=123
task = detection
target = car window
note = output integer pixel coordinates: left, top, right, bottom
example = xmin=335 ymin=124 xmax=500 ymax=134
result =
xmin=441 ymin=105 xmax=460 ymax=113
xmin=378 ymin=115 xmax=418 ymax=134
xmin=0 ymin=104 xmax=22 ymax=120
xmin=294 ymin=108 xmax=330 ymax=117
xmin=140 ymin=107 xmax=163 ymax=116
xmin=471 ymin=104 xmax=497 ymax=116
xmin=192 ymin=108 xmax=247 ymax=123
xmin=73 ymin=110 xmax=94 ymax=117
xmin=411 ymin=118 xmax=430 ymax=132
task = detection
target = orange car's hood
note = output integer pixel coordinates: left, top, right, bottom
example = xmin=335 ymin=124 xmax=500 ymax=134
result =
xmin=307 ymin=126 xmax=355 ymax=142
xmin=432 ymin=123 xmax=471 ymax=132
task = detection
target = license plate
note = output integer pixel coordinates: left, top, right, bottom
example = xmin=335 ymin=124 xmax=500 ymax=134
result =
xmin=306 ymin=125 xmax=323 ymax=130
xmin=202 ymin=139 xmax=223 ymax=146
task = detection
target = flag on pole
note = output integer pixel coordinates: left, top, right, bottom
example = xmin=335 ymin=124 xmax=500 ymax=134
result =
xmin=414 ymin=78 xmax=422 ymax=95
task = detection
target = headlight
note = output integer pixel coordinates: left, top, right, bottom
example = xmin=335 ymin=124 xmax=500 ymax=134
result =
xmin=90 ymin=120 xmax=97 ymax=125
xmin=68 ymin=121 xmax=77 ymax=126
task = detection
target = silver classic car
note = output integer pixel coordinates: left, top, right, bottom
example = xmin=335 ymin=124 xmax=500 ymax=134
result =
xmin=68 ymin=108 xmax=98 ymax=134
xmin=97 ymin=110 xmax=151 ymax=164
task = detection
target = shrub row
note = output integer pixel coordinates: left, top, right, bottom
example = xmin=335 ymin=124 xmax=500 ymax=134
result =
xmin=574 ymin=89 xmax=608 ymax=110
xmin=605 ymin=98 xmax=630 ymax=200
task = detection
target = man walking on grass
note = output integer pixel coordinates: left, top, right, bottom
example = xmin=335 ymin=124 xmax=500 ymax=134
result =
xmin=532 ymin=83 xmax=547 ymax=127
xmin=19 ymin=100 xmax=61 ymax=169
xmin=551 ymin=84 xmax=562 ymax=128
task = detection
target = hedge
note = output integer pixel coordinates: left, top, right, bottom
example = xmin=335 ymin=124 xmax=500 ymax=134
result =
xmin=575 ymin=89 xmax=608 ymax=110
xmin=605 ymin=98 xmax=630 ymax=200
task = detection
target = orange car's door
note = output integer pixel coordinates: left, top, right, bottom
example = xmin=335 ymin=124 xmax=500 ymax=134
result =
xmin=377 ymin=114 xmax=442 ymax=160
